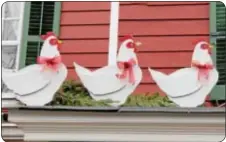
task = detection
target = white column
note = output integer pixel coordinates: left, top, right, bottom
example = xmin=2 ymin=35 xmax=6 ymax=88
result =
xmin=108 ymin=2 xmax=119 ymax=66
xmin=15 ymin=2 xmax=25 ymax=70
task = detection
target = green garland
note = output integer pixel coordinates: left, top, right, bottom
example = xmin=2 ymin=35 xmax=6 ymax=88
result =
xmin=50 ymin=80 xmax=176 ymax=107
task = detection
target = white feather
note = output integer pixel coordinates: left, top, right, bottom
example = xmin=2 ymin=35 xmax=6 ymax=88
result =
xmin=74 ymin=62 xmax=126 ymax=95
xmin=168 ymin=69 xmax=219 ymax=107
xmin=148 ymin=41 xmax=219 ymax=107
xmin=89 ymin=66 xmax=142 ymax=106
xmin=16 ymin=64 xmax=68 ymax=106
xmin=2 ymin=64 xmax=52 ymax=95
xmin=192 ymin=41 xmax=213 ymax=65
xmin=2 ymin=33 xmax=68 ymax=106
xmin=148 ymin=68 xmax=202 ymax=97
xmin=40 ymin=36 xmax=60 ymax=57
xmin=73 ymin=38 xmax=143 ymax=106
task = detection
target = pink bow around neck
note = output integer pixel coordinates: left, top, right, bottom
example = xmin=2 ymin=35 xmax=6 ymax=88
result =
xmin=37 ymin=56 xmax=62 ymax=72
xmin=116 ymin=58 xmax=136 ymax=84
xmin=191 ymin=61 xmax=214 ymax=81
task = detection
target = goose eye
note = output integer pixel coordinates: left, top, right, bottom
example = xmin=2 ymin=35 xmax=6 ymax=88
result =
xmin=126 ymin=42 xmax=134 ymax=48
xmin=201 ymin=44 xmax=209 ymax=50
xmin=49 ymin=38 xmax=58 ymax=45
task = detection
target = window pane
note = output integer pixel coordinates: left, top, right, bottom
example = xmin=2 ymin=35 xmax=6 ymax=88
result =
xmin=2 ymin=20 xmax=19 ymax=40
xmin=2 ymin=2 xmax=22 ymax=18
xmin=2 ymin=45 xmax=17 ymax=69
xmin=1 ymin=45 xmax=18 ymax=93
xmin=1 ymin=45 xmax=17 ymax=92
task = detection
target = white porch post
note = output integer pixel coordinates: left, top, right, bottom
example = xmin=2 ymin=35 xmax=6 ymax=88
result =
xmin=108 ymin=2 xmax=119 ymax=66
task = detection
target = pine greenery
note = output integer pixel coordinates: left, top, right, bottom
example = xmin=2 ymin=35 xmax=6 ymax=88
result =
xmin=50 ymin=80 xmax=176 ymax=107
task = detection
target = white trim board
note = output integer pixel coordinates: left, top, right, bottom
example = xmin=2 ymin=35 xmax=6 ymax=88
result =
xmin=108 ymin=1 xmax=119 ymax=65
xmin=1 ymin=122 xmax=24 ymax=140
xmin=8 ymin=109 xmax=225 ymax=142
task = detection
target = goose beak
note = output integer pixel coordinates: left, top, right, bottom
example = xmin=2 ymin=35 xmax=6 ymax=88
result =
xmin=209 ymin=44 xmax=214 ymax=49
xmin=134 ymin=41 xmax=142 ymax=53
xmin=58 ymin=40 xmax=62 ymax=44
xmin=135 ymin=41 xmax=142 ymax=47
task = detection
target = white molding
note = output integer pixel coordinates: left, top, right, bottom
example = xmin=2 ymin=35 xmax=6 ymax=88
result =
xmin=2 ymin=93 xmax=22 ymax=108
xmin=2 ymin=41 xmax=19 ymax=46
xmin=108 ymin=1 xmax=119 ymax=66
xmin=2 ymin=2 xmax=6 ymax=29
xmin=8 ymin=109 xmax=225 ymax=142
xmin=2 ymin=122 xmax=24 ymax=140
xmin=2 ymin=17 xmax=21 ymax=21
xmin=15 ymin=2 xmax=25 ymax=70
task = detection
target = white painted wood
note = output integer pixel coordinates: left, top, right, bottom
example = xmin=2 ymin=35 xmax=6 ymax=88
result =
xmin=2 ymin=65 xmax=51 ymax=95
xmin=25 ymin=133 xmax=224 ymax=142
xmin=149 ymin=41 xmax=219 ymax=107
xmin=1 ymin=2 xmax=25 ymax=70
xmin=8 ymin=109 xmax=225 ymax=142
xmin=1 ymin=98 xmax=22 ymax=108
xmin=2 ymin=35 xmax=68 ymax=106
xmin=2 ymin=2 xmax=6 ymax=30
xmin=148 ymin=68 xmax=202 ymax=98
xmin=108 ymin=1 xmax=119 ymax=66
xmin=2 ymin=123 xmax=24 ymax=140
xmin=15 ymin=2 xmax=25 ymax=70
xmin=192 ymin=41 xmax=214 ymax=65
xmin=2 ymin=2 xmax=25 ymax=103
xmin=2 ymin=41 xmax=19 ymax=46
xmin=2 ymin=17 xmax=20 ymax=20
xmin=74 ymin=38 xmax=142 ymax=106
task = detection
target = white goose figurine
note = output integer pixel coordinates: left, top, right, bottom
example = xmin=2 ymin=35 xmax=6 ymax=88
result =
xmin=148 ymin=41 xmax=219 ymax=107
xmin=74 ymin=35 xmax=142 ymax=106
xmin=2 ymin=32 xmax=68 ymax=106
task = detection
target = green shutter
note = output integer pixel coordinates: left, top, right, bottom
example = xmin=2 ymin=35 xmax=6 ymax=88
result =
xmin=19 ymin=2 xmax=61 ymax=68
xmin=210 ymin=2 xmax=226 ymax=100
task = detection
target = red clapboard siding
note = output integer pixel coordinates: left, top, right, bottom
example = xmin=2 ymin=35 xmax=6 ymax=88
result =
xmin=60 ymin=36 xmax=209 ymax=53
xmin=120 ymin=5 xmax=209 ymax=20
xmin=61 ymin=11 xmax=110 ymax=25
xmin=60 ymin=39 xmax=109 ymax=53
xmin=134 ymin=36 xmax=209 ymax=52
xmin=119 ymin=20 xmax=209 ymax=36
xmin=60 ymin=25 xmax=109 ymax=39
xmin=60 ymin=20 xmax=209 ymax=39
xmin=120 ymin=2 xmax=209 ymax=5
xmin=119 ymin=2 xmax=209 ymax=94
xmin=60 ymin=2 xmax=111 ymax=88
xmin=136 ymin=84 xmax=166 ymax=95
xmin=61 ymin=52 xmax=192 ymax=68
xmin=61 ymin=2 xmax=110 ymax=11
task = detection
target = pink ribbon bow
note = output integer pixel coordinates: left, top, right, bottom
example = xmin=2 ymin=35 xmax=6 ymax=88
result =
xmin=191 ymin=61 xmax=214 ymax=81
xmin=116 ymin=58 xmax=136 ymax=84
xmin=37 ymin=56 xmax=62 ymax=72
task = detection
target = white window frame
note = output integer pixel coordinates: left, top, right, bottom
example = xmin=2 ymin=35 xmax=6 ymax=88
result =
xmin=108 ymin=2 xmax=119 ymax=66
xmin=2 ymin=2 xmax=25 ymax=71
xmin=2 ymin=2 xmax=118 ymax=68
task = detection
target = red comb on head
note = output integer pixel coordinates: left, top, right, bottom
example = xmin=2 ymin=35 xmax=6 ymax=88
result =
xmin=119 ymin=34 xmax=134 ymax=42
xmin=193 ymin=39 xmax=208 ymax=45
xmin=40 ymin=31 xmax=56 ymax=40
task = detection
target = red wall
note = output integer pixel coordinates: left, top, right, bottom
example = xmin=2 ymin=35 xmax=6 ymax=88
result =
xmin=60 ymin=2 xmax=111 ymax=78
xmin=59 ymin=2 xmax=210 ymax=95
